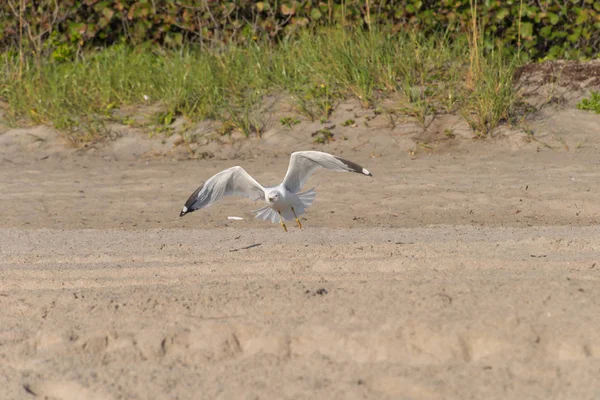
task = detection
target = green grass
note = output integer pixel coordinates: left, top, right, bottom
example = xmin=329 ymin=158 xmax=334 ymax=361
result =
xmin=577 ymin=91 xmax=600 ymax=114
xmin=311 ymin=129 xmax=335 ymax=144
xmin=0 ymin=27 xmax=522 ymax=145
xmin=463 ymin=46 xmax=520 ymax=136
xmin=280 ymin=116 xmax=301 ymax=130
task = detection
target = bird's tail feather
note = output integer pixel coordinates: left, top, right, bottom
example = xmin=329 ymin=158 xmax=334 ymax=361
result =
xmin=252 ymin=205 xmax=280 ymax=223
xmin=297 ymin=187 xmax=316 ymax=208
xmin=252 ymin=188 xmax=316 ymax=224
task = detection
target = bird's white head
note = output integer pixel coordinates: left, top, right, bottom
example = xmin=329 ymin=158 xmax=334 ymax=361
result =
xmin=267 ymin=191 xmax=280 ymax=203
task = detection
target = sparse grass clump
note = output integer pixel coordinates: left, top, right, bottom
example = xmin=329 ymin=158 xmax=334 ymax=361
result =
xmin=280 ymin=117 xmax=300 ymax=130
xmin=464 ymin=50 xmax=519 ymax=136
xmin=311 ymin=129 xmax=334 ymax=144
xmin=0 ymin=27 xmax=523 ymax=144
xmin=461 ymin=0 xmax=521 ymax=136
xmin=577 ymin=91 xmax=600 ymax=114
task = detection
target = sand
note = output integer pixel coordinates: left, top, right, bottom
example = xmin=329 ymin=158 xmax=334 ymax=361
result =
xmin=2 ymin=62 xmax=600 ymax=399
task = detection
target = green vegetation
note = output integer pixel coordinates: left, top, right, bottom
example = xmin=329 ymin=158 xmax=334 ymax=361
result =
xmin=280 ymin=117 xmax=301 ymax=130
xmin=1 ymin=1 xmax=596 ymax=144
xmin=1 ymin=27 xmax=524 ymax=144
xmin=2 ymin=1 xmax=597 ymax=60
xmin=312 ymin=129 xmax=335 ymax=144
xmin=462 ymin=45 xmax=520 ymax=136
xmin=577 ymin=91 xmax=600 ymax=114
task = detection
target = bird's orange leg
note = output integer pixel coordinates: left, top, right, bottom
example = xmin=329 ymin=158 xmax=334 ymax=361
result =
xmin=291 ymin=207 xmax=302 ymax=229
xmin=278 ymin=211 xmax=288 ymax=232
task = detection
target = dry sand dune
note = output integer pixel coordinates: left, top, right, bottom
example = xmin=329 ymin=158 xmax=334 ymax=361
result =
xmin=2 ymin=64 xmax=600 ymax=399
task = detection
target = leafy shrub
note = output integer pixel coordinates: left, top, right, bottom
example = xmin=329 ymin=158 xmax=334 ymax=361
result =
xmin=1 ymin=1 xmax=598 ymax=61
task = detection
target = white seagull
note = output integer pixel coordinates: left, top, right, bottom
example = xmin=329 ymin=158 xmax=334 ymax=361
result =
xmin=179 ymin=151 xmax=373 ymax=231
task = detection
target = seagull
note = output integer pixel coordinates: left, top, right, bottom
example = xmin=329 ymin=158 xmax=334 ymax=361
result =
xmin=179 ymin=151 xmax=373 ymax=231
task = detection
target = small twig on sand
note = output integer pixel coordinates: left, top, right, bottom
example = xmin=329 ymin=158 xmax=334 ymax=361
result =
xmin=229 ymin=243 xmax=261 ymax=252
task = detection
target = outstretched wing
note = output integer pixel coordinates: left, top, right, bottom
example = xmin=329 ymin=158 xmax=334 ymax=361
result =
xmin=282 ymin=151 xmax=373 ymax=193
xmin=180 ymin=166 xmax=265 ymax=217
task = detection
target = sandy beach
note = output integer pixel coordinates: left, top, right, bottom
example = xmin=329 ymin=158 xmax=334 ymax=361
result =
xmin=2 ymin=63 xmax=600 ymax=399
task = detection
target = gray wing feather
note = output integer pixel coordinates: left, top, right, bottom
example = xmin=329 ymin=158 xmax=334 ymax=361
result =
xmin=180 ymin=166 xmax=265 ymax=217
xmin=282 ymin=151 xmax=372 ymax=193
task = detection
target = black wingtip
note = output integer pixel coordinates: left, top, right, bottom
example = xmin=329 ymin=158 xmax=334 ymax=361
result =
xmin=180 ymin=183 xmax=204 ymax=218
xmin=335 ymin=156 xmax=373 ymax=177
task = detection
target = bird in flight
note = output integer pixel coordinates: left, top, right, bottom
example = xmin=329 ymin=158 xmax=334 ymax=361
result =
xmin=179 ymin=151 xmax=373 ymax=231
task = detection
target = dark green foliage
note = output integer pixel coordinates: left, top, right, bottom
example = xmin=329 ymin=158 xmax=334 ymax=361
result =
xmin=1 ymin=1 xmax=598 ymax=60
